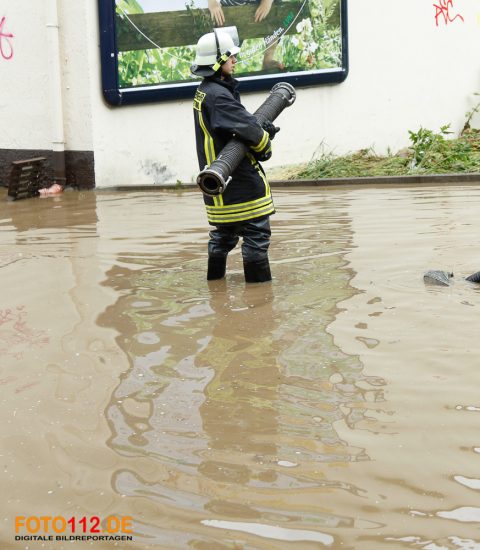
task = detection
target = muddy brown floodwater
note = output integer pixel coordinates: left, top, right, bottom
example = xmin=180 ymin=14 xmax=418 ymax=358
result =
xmin=1 ymin=185 xmax=480 ymax=550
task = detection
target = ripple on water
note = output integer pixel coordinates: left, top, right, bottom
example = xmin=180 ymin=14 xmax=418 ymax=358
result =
xmin=3 ymin=186 xmax=480 ymax=549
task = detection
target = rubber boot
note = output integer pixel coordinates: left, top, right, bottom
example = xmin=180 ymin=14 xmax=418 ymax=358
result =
xmin=243 ymin=258 xmax=272 ymax=283
xmin=207 ymin=256 xmax=227 ymax=280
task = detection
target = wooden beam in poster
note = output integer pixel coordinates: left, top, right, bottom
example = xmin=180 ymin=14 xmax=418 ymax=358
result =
xmin=116 ymin=2 xmax=309 ymax=51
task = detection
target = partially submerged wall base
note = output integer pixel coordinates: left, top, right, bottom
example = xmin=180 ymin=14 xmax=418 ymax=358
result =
xmin=0 ymin=149 xmax=95 ymax=189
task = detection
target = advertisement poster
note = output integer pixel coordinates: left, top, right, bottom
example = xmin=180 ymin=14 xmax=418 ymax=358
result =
xmin=99 ymin=0 xmax=348 ymax=104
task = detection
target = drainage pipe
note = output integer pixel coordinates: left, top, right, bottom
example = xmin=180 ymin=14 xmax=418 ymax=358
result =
xmin=46 ymin=0 xmax=66 ymax=186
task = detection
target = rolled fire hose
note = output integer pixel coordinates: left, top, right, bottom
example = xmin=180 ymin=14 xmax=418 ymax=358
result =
xmin=196 ymin=82 xmax=296 ymax=196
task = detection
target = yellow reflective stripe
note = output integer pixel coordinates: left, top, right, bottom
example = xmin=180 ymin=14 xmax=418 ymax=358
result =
xmin=193 ymin=90 xmax=206 ymax=111
xmin=198 ymin=111 xmax=215 ymax=165
xmin=207 ymin=203 xmax=275 ymax=224
xmin=244 ymin=157 xmax=271 ymax=197
xmin=250 ymin=130 xmax=269 ymax=152
xmin=255 ymin=164 xmax=271 ymax=197
xmin=205 ymin=194 xmax=271 ymax=213
xmin=212 ymin=52 xmax=230 ymax=72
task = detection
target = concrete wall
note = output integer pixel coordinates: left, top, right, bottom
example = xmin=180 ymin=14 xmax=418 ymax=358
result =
xmin=0 ymin=1 xmax=52 ymax=150
xmin=1 ymin=0 xmax=480 ymax=188
xmin=0 ymin=0 xmax=95 ymax=187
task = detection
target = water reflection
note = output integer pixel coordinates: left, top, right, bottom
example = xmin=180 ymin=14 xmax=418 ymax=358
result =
xmin=198 ymin=282 xmax=279 ymax=492
xmin=98 ymin=193 xmax=388 ymax=546
xmin=0 ymin=190 xmax=131 ymax=550
xmin=4 ymin=187 xmax=480 ymax=548
xmin=1 ymin=190 xmax=98 ymax=270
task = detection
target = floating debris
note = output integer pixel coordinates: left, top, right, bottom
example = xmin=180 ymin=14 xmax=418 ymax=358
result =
xmin=466 ymin=271 xmax=480 ymax=283
xmin=423 ymin=270 xmax=453 ymax=286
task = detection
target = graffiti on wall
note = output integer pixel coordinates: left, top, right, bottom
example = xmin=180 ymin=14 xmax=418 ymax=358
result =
xmin=0 ymin=16 xmax=14 ymax=60
xmin=433 ymin=0 xmax=464 ymax=26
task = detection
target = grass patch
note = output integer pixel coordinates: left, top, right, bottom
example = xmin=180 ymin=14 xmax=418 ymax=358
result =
xmin=284 ymin=127 xmax=480 ymax=181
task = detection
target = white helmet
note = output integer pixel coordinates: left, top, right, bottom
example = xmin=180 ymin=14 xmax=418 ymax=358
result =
xmin=191 ymin=27 xmax=240 ymax=77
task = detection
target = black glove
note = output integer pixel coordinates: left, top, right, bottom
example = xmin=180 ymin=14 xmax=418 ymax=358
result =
xmin=250 ymin=146 xmax=272 ymax=163
xmin=256 ymin=149 xmax=272 ymax=162
xmin=261 ymin=120 xmax=280 ymax=140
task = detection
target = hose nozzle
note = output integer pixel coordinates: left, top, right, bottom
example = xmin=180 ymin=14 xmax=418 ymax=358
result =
xmin=196 ymin=168 xmax=231 ymax=196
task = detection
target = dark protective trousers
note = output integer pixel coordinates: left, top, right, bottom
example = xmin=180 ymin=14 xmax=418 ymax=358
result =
xmin=207 ymin=218 xmax=272 ymax=282
xmin=208 ymin=217 xmax=271 ymax=261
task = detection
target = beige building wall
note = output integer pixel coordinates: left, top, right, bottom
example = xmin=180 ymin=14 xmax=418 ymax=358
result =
xmin=0 ymin=1 xmax=52 ymax=150
xmin=1 ymin=0 xmax=479 ymax=188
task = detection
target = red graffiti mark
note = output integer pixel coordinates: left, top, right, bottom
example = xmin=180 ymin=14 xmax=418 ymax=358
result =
xmin=434 ymin=0 xmax=464 ymax=26
xmin=0 ymin=306 xmax=49 ymax=360
xmin=15 ymin=381 xmax=41 ymax=394
xmin=0 ymin=16 xmax=14 ymax=60
xmin=0 ymin=376 xmax=17 ymax=386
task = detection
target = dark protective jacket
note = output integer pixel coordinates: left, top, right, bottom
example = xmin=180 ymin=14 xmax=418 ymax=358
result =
xmin=193 ymin=75 xmax=275 ymax=226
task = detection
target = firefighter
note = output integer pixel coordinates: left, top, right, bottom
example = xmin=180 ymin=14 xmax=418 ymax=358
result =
xmin=191 ymin=28 xmax=279 ymax=283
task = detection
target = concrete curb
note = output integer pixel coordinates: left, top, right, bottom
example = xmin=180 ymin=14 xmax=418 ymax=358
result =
xmin=270 ymin=172 xmax=480 ymax=187
xmin=104 ymin=172 xmax=480 ymax=192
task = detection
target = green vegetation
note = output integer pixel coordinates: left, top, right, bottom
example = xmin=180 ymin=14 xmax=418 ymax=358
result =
xmin=117 ymin=0 xmax=196 ymax=87
xmin=276 ymin=0 xmax=341 ymax=72
xmin=285 ymin=121 xmax=480 ymax=181
xmin=238 ymin=0 xmax=341 ymax=75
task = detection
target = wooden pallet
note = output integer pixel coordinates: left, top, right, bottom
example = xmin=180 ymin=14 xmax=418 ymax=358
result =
xmin=8 ymin=157 xmax=48 ymax=201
